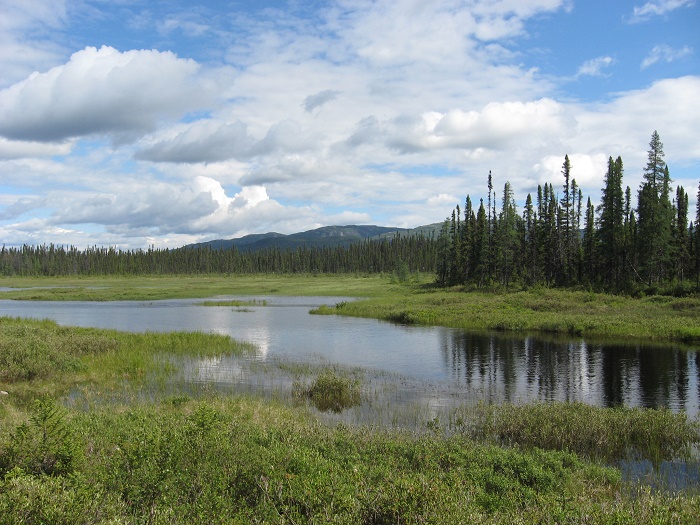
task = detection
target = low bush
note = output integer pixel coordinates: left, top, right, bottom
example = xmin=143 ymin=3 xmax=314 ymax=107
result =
xmin=293 ymin=370 xmax=361 ymax=413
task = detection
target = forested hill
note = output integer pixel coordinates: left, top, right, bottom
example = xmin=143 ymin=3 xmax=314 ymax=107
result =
xmin=184 ymin=224 xmax=441 ymax=252
xmin=0 ymin=224 xmax=440 ymax=276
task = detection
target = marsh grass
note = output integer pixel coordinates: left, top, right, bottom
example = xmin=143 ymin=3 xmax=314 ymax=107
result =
xmin=198 ymin=298 xmax=268 ymax=307
xmin=0 ymin=274 xmax=398 ymax=301
xmin=292 ymin=370 xmax=362 ymax=413
xmin=0 ymin=317 xmax=254 ymax=406
xmin=449 ymin=402 xmax=700 ymax=465
xmin=323 ymin=286 xmax=700 ymax=343
xmin=3 ymin=395 xmax=700 ymax=524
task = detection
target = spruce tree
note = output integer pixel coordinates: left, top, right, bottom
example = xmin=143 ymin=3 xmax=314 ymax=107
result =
xmin=636 ymin=131 xmax=672 ymax=285
xmin=674 ymin=186 xmax=690 ymax=282
xmin=597 ymin=156 xmax=625 ymax=289
xmin=474 ymin=200 xmax=489 ymax=287
xmin=582 ymin=197 xmax=596 ymax=284
xmin=560 ymin=155 xmax=574 ymax=282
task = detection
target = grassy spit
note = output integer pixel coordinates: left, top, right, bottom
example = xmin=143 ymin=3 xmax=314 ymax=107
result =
xmin=2 ymin=273 xmax=700 ymax=342
xmin=312 ymin=279 xmax=700 ymax=343
xmin=1 ymin=317 xmax=700 ymax=523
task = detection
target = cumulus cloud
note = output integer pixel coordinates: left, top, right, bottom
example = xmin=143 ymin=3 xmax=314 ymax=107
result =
xmin=427 ymin=194 xmax=459 ymax=207
xmin=0 ymin=137 xmax=73 ymax=159
xmin=386 ymin=98 xmax=574 ymax=154
xmin=138 ymin=119 xmax=315 ymax=163
xmin=533 ymin=153 xmax=609 ymax=190
xmin=137 ymin=121 xmax=255 ymax=163
xmin=641 ymin=44 xmax=693 ymax=69
xmin=51 ymin=183 xmax=218 ymax=231
xmin=576 ymin=56 xmax=615 ymax=78
xmin=303 ymin=90 xmax=340 ymax=112
xmin=0 ymin=46 xmax=212 ymax=142
xmin=577 ymin=76 xmax=700 ymax=164
xmin=0 ymin=0 xmax=67 ymax=87
xmin=1 ymin=0 xmax=697 ymax=249
xmin=629 ymin=0 xmax=695 ymax=22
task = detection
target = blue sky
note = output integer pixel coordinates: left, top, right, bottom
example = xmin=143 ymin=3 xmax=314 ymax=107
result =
xmin=0 ymin=0 xmax=698 ymax=249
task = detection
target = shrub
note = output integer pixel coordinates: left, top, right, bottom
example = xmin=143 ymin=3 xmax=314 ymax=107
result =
xmin=294 ymin=371 xmax=361 ymax=413
xmin=0 ymin=398 xmax=82 ymax=478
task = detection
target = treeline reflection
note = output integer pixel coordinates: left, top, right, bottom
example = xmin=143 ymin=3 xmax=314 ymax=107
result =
xmin=440 ymin=332 xmax=699 ymax=416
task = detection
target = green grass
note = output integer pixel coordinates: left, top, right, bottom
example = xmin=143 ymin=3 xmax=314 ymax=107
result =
xmin=293 ymin=370 xmax=362 ymax=413
xmin=453 ymin=401 xmax=700 ymax=465
xmin=3 ymin=274 xmax=700 ymax=342
xmin=198 ymin=298 xmax=268 ymax=307
xmin=0 ymin=274 xmax=394 ymax=301
xmin=2 ymin=396 xmax=700 ymax=524
xmin=316 ymin=284 xmax=700 ymax=343
xmin=2 ymin=318 xmax=700 ymax=523
xmin=0 ymin=317 xmax=255 ymax=406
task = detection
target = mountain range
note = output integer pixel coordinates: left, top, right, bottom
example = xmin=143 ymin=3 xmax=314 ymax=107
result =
xmin=184 ymin=224 xmax=442 ymax=252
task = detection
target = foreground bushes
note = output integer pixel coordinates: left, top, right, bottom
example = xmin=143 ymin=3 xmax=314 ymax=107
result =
xmin=2 ymin=397 xmax=700 ymax=524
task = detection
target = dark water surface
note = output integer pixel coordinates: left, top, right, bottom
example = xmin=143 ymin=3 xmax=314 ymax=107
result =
xmin=2 ymin=295 xmax=698 ymax=418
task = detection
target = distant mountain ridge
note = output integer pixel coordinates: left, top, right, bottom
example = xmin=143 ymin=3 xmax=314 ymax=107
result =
xmin=184 ymin=224 xmax=441 ymax=252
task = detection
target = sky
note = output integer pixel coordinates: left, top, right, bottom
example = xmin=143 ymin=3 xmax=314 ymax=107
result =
xmin=0 ymin=0 xmax=698 ymax=249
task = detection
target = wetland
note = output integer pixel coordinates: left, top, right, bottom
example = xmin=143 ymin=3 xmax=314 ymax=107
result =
xmin=2 ymin=274 xmax=700 ymax=523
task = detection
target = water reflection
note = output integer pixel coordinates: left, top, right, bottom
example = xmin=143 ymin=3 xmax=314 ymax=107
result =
xmin=441 ymin=331 xmax=699 ymax=416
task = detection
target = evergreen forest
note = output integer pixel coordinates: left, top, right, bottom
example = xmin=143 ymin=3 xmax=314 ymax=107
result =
xmin=436 ymin=131 xmax=700 ymax=294
xmin=0 ymin=234 xmax=435 ymax=278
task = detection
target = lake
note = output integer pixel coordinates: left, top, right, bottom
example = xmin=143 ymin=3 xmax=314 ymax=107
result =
xmin=1 ymin=295 xmax=698 ymax=418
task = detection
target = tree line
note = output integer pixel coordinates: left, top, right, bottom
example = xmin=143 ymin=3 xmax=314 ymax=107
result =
xmin=436 ymin=131 xmax=699 ymax=293
xmin=0 ymin=234 xmax=437 ymax=277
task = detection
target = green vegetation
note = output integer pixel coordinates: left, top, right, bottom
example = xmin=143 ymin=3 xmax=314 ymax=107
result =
xmin=1 ymin=318 xmax=700 ymax=523
xmin=456 ymin=402 xmax=699 ymax=465
xmin=293 ymin=370 xmax=362 ymax=413
xmin=437 ymin=132 xmax=700 ymax=294
xmin=316 ymin=284 xmax=700 ymax=343
xmin=0 ymin=232 xmax=436 ymax=278
xmin=199 ymin=298 xmax=268 ymax=307
xmin=0 ymin=274 xmax=391 ymax=301
xmin=0 ymin=316 xmax=255 ymax=404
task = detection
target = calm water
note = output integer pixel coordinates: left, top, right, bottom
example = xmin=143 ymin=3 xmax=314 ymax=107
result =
xmin=1 ymin=296 xmax=699 ymax=418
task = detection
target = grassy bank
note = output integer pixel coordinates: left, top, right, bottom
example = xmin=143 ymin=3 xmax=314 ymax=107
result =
xmin=2 ymin=318 xmax=700 ymax=523
xmin=313 ymin=282 xmax=700 ymax=343
xmin=3 ymin=274 xmax=700 ymax=342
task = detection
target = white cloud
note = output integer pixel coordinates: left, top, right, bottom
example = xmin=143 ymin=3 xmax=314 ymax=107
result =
xmin=629 ymin=0 xmax=695 ymax=22
xmin=0 ymin=46 xmax=213 ymax=142
xmin=385 ymin=98 xmax=575 ymax=154
xmin=0 ymin=137 xmax=73 ymax=159
xmin=303 ymin=90 xmax=341 ymax=113
xmin=427 ymin=194 xmax=459 ymax=207
xmin=137 ymin=118 xmax=317 ymax=163
xmin=576 ymin=56 xmax=615 ymax=78
xmin=533 ymin=153 xmax=609 ymax=190
xmin=0 ymin=0 xmax=68 ymax=88
xmin=641 ymin=44 xmax=693 ymax=69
